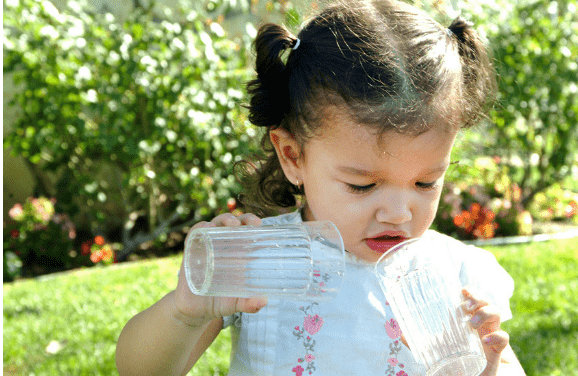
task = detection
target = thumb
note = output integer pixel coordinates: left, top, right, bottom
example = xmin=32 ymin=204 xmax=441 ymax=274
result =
xmin=233 ymin=297 xmax=269 ymax=314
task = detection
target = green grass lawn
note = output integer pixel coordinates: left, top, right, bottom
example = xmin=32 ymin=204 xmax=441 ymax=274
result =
xmin=3 ymin=238 xmax=577 ymax=375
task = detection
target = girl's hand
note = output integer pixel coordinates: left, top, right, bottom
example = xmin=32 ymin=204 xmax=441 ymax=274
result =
xmin=172 ymin=213 xmax=268 ymax=327
xmin=461 ymin=286 xmax=511 ymax=375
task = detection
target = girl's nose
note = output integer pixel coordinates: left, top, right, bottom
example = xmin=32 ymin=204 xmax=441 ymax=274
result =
xmin=375 ymin=192 xmax=412 ymax=225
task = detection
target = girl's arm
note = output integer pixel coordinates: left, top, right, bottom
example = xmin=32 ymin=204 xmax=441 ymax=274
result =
xmin=115 ymin=290 xmax=223 ymax=376
xmin=116 ymin=213 xmax=267 ymax=376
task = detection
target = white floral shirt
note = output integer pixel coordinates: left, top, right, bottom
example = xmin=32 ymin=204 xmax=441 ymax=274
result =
xmin=223 ymin=210 xmax=514 ymax=375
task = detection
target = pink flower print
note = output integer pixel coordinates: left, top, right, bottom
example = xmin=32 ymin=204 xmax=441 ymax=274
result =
xmin=305 ymin=354 xmax=315 ymax=363
xmin=295 ymin=326 xmax=300 ymax=330
xmin=396 ymin=371 xmax=408 ymax=376
xmin=387 ymin=357 xmax=399 ymax=367
xmin=385 ymin=318 xmax=402 ymax=339
xmin=303 ymin=314 xmax=324 ymax=335
xmin=292 ymin=365 xmax=305 ymax=376
xmin=319 ymin=282 xmax=325 ymax=287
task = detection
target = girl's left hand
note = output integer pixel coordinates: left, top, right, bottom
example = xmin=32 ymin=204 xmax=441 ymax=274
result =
xmin=461 ymin=287 xmax=510 ymax=375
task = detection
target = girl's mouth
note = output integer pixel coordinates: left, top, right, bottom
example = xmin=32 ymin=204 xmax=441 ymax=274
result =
xmin=365 ymin=236 xmax=407 ymax=254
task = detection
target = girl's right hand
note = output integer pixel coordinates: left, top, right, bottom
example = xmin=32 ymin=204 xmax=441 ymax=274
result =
xmin=171 ymin=213 xmax=269 ymax=327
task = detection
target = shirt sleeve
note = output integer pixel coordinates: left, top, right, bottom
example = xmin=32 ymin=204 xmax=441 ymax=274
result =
xmin=223 ymin=312 xmax=242 ymax=329
xmin=457 ymin=245 xmax=515 ymax=322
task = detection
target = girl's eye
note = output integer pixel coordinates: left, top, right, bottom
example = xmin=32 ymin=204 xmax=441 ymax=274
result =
xmin=346 ymin=183 xmax=375 ymax=194
xmin=416 ymin=181 xmax=438 ymax=190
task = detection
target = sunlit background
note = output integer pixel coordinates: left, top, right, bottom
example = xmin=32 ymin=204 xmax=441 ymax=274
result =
xmin=3 ymin=0 xmax=577 ymax=375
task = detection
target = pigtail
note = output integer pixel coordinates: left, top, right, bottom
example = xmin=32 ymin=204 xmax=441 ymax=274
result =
xmin=236 ymin=23 xmax=303 ymax=216
xmin=246 ymin=24 xmax=299 ymax=129
xmin=448 ymin=17 xmax=496 ymax=127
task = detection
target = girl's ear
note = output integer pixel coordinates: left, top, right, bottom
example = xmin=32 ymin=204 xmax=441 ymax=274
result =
xmin=269 ymin=127 xmax=303 ymax=184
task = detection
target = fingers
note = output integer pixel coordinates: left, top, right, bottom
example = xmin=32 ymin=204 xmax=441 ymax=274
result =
xmin=211 ymin=297 xmax=269 ymax=317
xmin=482 ymin=330 xmax=509 ymax=354
xmin=210 ymin=212 xmax=262 ymax=227
xmin=237 ymin=213 xmax=262 ymax=226
xmin=461 ymin=286 xmax=511 ymax=374
xmin=461 ymin=286 xmax=502 ymax=336
xmin=190 ymin=213 xmax=261 ymax=232
xmin=480 ymin=330 xmax=510 ymax=374
xmin=235 ymin=297 xmax=269 ymax=314
xmin=461 ymin=286 xmax=489 ymax=313
xmin=468 ymin=304 xmax=502 ymax=337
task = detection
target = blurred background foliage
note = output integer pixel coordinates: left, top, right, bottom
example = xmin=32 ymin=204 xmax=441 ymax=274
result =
xmin=3 ymin=0 xmax=578 ymax=281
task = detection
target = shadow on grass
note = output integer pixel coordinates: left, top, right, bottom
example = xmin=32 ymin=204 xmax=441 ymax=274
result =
xmin=3 ymin=305 xmax=42 ymax=319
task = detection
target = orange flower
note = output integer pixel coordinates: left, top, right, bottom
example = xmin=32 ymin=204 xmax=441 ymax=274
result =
xmin=94 ymin=235 xmax=105 ymax=246
xmin=90 ymin=250 xmax=103 ymax=263
xmin=470 ymin=203 xmax=481 ymax=218
xmin=480 ymin=223 xmax=496 ymax=239
xmin=453 ymin=213 xmax=465 ymax=227
xmin=101 ymin=245 xmax=114 ymax=262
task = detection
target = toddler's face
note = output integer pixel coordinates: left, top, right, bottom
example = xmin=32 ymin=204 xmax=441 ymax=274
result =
xmin=292 ymin=108 xmax=458 ymax=262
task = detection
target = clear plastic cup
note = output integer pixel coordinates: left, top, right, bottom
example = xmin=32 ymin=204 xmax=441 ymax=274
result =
xmin=374 ymin=235 xmax=487 ymax=376
xmin=184 ymin=221 xmax=345 ymax=302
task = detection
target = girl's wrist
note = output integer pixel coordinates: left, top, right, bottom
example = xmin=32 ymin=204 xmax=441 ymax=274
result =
xmin=165 ymin=290 xmax=213 ymax=328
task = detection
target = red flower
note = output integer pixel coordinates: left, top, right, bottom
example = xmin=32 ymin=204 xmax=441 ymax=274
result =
xmin=227 ymin=198 xmax=237 ymax=212
xmin=10 ymin=229 xmax=19 ymax=238
xmin=81 ymin=241 xmax=92 ymax=255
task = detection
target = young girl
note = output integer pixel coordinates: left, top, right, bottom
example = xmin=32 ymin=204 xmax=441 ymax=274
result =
xmin=116 ymin=1 xmax=526 ymax=375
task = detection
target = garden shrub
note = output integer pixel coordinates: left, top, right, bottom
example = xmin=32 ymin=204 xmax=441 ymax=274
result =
xmin=465 ymin=0 xmax=578 ymax=208
xmin=433 ymin=156 xmax=534 ymax=239
xmin=432 ymin=0 xmax=578 ymax=239
xmin=3 ymin=0 xmax=260 ymax=261
xmin=3 ymin=197 xmax=87 ymax=281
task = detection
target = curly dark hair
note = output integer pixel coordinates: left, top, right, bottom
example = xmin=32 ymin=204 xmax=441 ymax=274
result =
xmin=235 ymin=0 xmax=496 ymax=217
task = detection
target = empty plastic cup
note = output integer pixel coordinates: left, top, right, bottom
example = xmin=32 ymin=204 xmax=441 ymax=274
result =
xmin=184 ymin=221 xmax=345 ymax=302
xmin=374 ymin=235 xmax=487 ymax=376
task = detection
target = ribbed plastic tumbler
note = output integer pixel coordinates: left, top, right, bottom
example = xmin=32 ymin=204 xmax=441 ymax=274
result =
xmin=184 ymin=221 xmax=345 ymax=302
xmin=374 ymin=235 xmax=487 ymax=376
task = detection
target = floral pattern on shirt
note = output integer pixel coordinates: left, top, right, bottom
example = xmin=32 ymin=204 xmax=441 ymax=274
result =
xmin=385 ymin=301 xmax=410 ymax=376
xmin=293 ymin=303 xmax=323 ymax=375
xmin=291 ymin=267 xmax=333 ymax=375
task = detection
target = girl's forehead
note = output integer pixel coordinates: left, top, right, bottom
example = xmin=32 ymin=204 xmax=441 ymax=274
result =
xmin=311 ymin=106 xmax=455 ymax=151
xmin=304 ymin=111 xmax=457 ymax=169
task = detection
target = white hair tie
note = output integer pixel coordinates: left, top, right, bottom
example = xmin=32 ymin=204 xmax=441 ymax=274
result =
xmin=292 ymin=38 xmax=301 ymax=50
